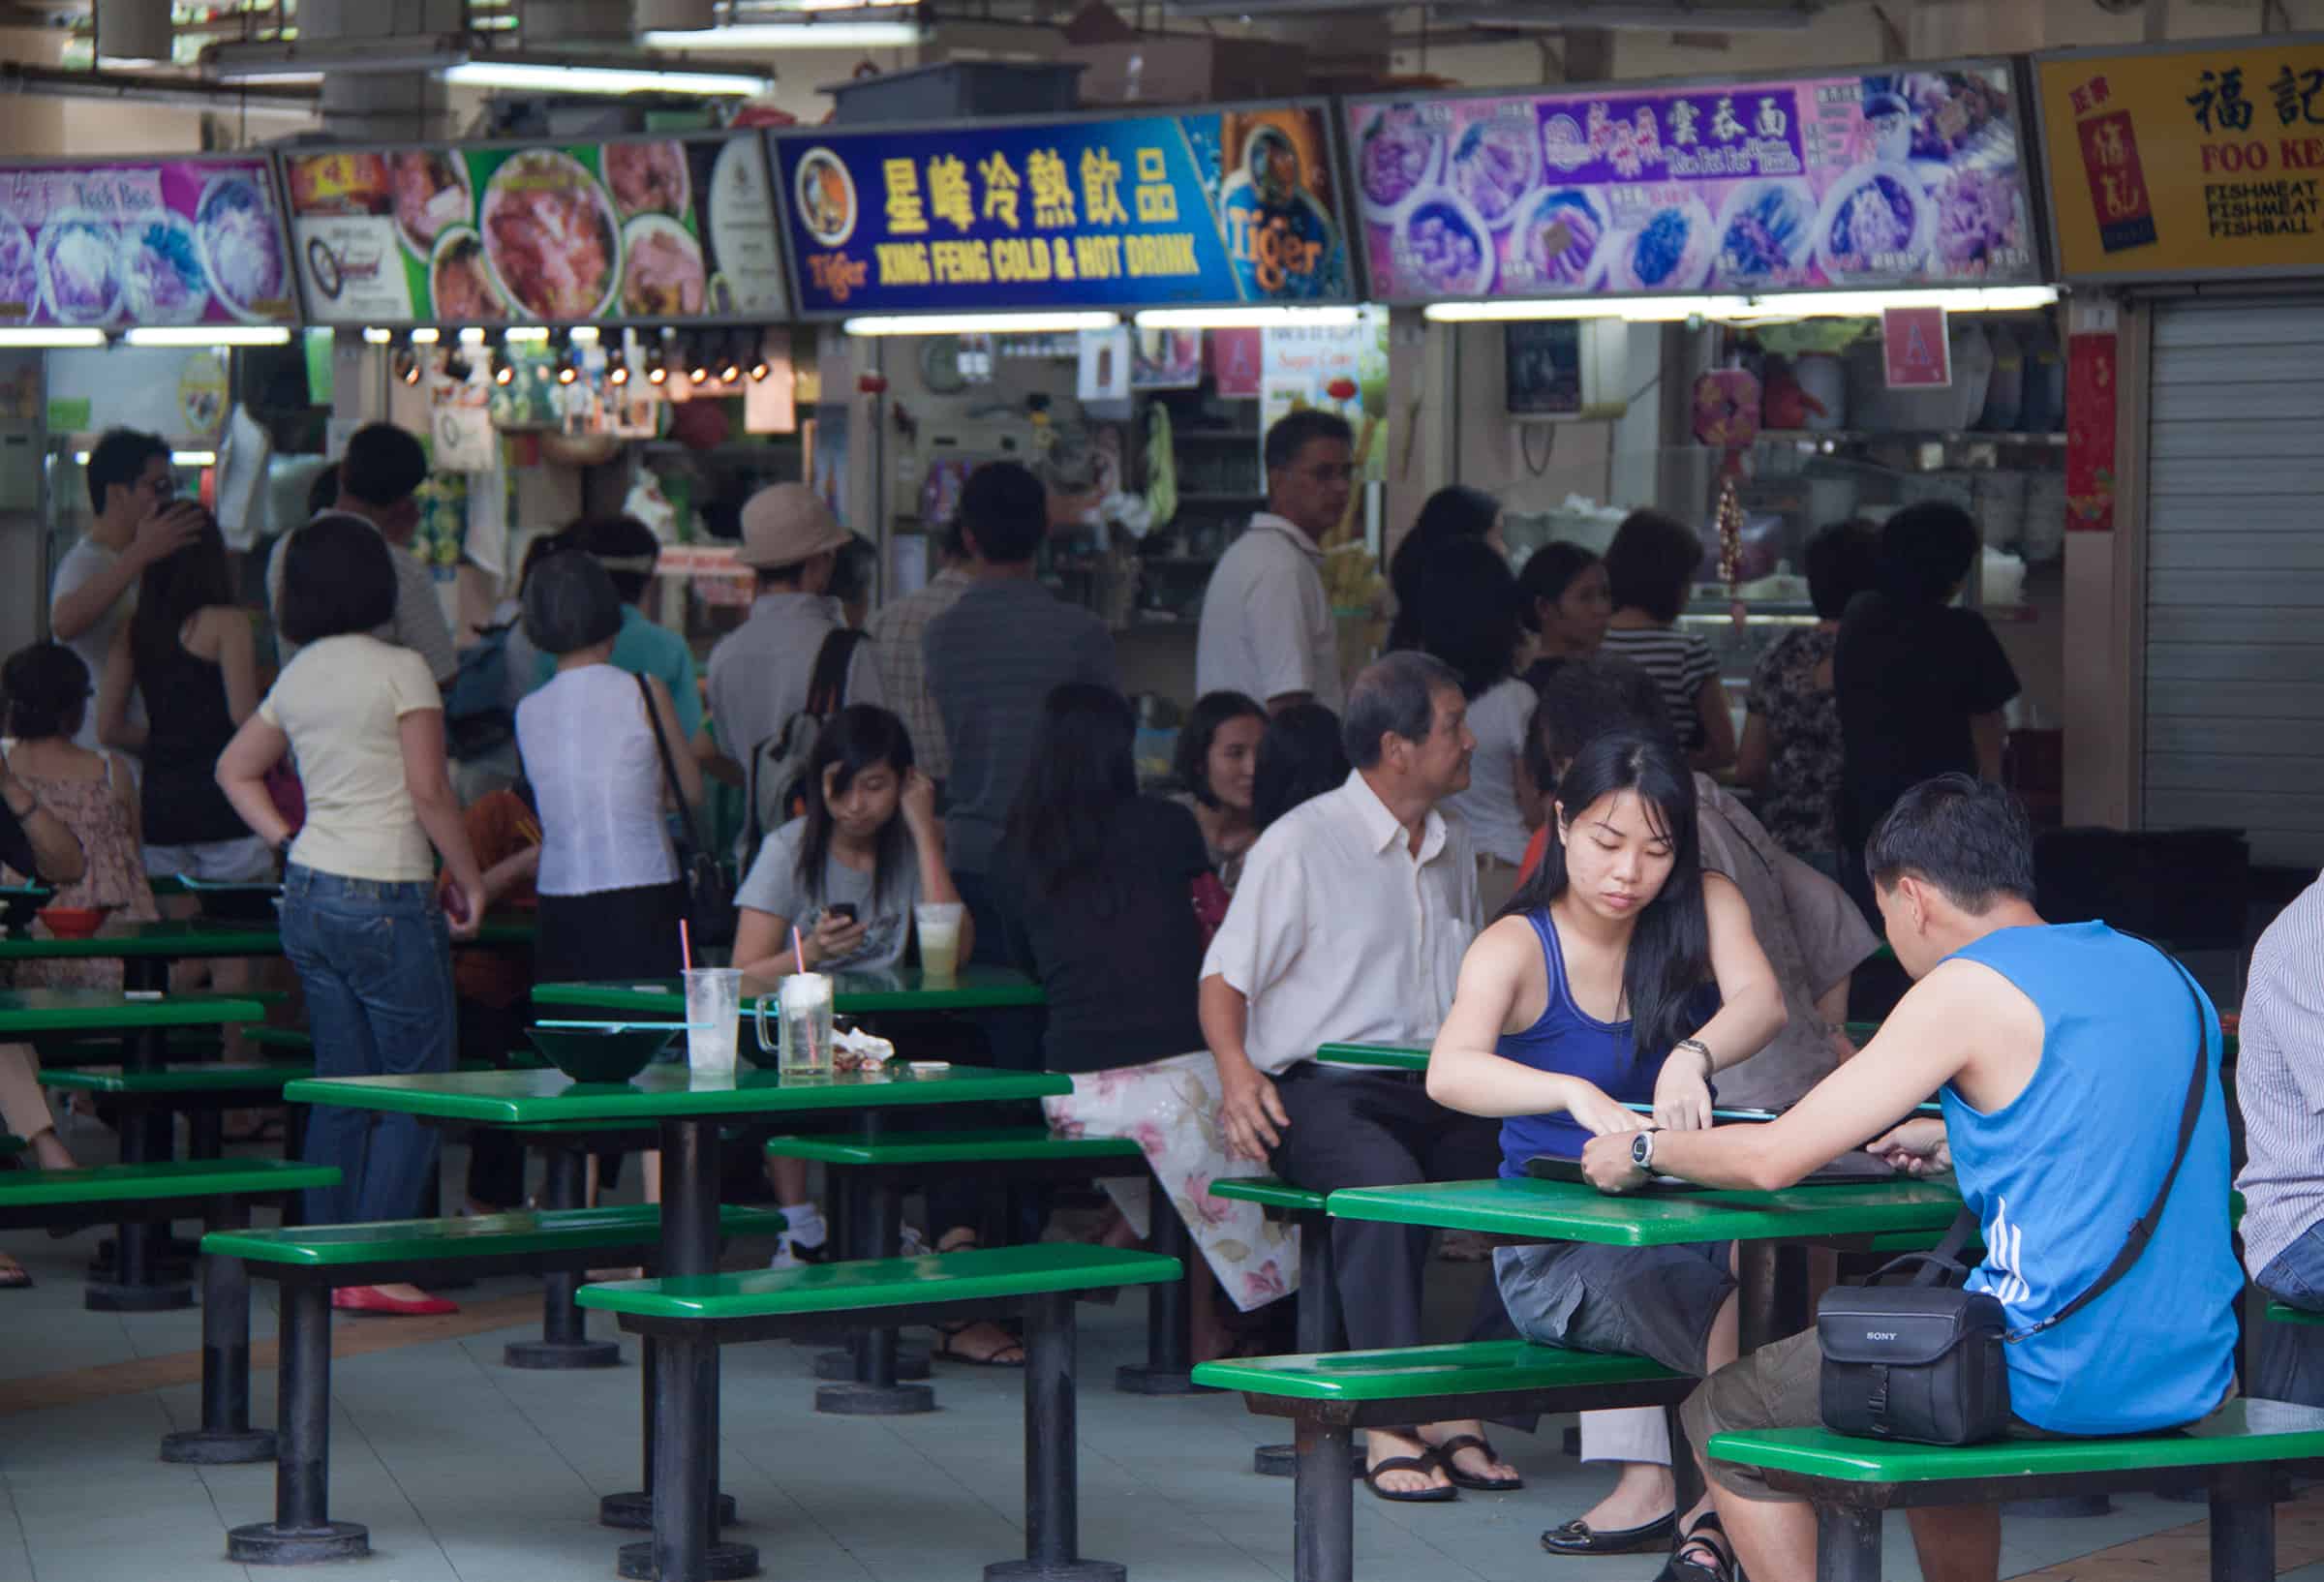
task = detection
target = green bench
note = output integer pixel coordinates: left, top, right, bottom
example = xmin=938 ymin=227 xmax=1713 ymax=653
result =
xmin=196 ymin=1202 xmax=785 ymax=1494
xmin=1210 ymin=1176 xmax=1342 ymax=1477
xmin=1193 ymin=1339 xmax=1695 ymax=1582
xmin=1707 ymin=1401 xmax=2324 ymax=1582
xmin=577 ymin=1242 xmax=1180 ymax=1582
xmin=762 ymin=1124 xmax=1191 ymax=1409
xmin=0 ymin=1156 xmax=339 ymax=1462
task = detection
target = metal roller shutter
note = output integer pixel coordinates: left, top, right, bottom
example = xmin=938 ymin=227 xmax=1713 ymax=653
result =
xmin=2145 ymin=296 xmax=2324 ymax=867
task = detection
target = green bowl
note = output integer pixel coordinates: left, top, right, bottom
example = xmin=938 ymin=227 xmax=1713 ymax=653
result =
xmin=526 ymin=1025 xmax=672 ymax=1086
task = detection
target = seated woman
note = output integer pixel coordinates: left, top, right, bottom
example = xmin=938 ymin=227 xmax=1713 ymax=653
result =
xmin=0 ymin=752 xmax=88 ymax=1289
xmin=995 ymin=684 xmax=1289 ymax=1363
xmin=731 ymin=707 xmax=968 ymax=1283
xmin=1426 ymin=729 xmax=1785 ymax=1582
xmin=1168 ymin=691 xmax=1266 ymax=888
xmin=1250 ymin=702 xmax=1350 ymax=833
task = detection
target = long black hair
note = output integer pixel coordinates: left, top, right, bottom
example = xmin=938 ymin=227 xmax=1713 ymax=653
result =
xmin=130 ymin=506 xmax=235 ymax=682
xmin=794 ymin=706 xmax=916 ymax=908
xmin=1504 ymin=728 xmax=1710 ymax=1064
xmin=1389 ymin=485 xmax=1500 ymax=612
xmin=1174 ymin=690 xmax=1266 ymax=809
xmin=1252 ymin=702 xmax=1350 ymax=830
xmin=1404 ymin=535 xmax=1524 ymax=699
xmin=1004 ymin=684 xmax=1138 ymax=900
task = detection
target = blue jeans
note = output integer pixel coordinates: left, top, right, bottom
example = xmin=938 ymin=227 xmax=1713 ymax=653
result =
xmin=2256 ymin=1222 xmax=2324 ymax=1405
xmin=280 ymin=865 xmax=455 ymax=1228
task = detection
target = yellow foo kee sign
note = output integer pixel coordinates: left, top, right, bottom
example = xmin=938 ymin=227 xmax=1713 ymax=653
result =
xmin=2035 ymin=40 xmax=2324 ymax=281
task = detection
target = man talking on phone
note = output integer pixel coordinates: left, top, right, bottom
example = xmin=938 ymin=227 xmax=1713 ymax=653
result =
xmin=1578 ymin=776 xmax=2240 ymax=1582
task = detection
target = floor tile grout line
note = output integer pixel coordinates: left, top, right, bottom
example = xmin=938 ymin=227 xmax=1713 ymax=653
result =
xmin=451 ymin=1329 xmax=617 ymax=1506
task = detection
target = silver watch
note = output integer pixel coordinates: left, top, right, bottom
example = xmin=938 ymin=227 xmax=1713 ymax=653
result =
xmin=1632 ymin=1130 xmax=1660 ymax=1171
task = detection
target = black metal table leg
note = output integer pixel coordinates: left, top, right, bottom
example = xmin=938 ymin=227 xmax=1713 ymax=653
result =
xmin=1117 ymin=1202 xmax=1207 ymax=1394
xmin=1290 ymin=1419 xmax=1357 ymax=1582
xmin=602 ymin=1339 xmax=739 ymax=1530
xmin=87 ymin=1018 xmax=193 ymax=1312
xmin=228 ymin=1284 xmax=368 ymax=1564
xmin=506 ymin=1144 xmax=621 ymax=1370
xmin=1813 ymin=1504 xmax=1882 ymax=1582
xmin=819 ymin=1175 xmax=934 ymax=1414
xmin=1257 ymin=1208 xmax=1358 ymax=1478
xmin=2212 ymin=1466 xmax=2276 ymax=1582
xmin=189 ymin=1109 xmax=224 ymax=1161
xmin=984 ymin=1290 xmax=1124 ymax=1582
xmin=163 ymin=1199 xmax=275 ymax=1465
xmin=613 ymin=1118 xmax=755 ymax=1582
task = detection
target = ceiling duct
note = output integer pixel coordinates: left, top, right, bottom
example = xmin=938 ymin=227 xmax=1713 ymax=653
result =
xmin=93 ymin=0 xmax=171 ymax=63
xmin=1438 ymin=1 xmax=1817 ymax=28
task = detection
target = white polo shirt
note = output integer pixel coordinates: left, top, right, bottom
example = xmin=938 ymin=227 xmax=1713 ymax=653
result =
xmin=1196 ymin=513 xmax=1345 ymax=713
xmin=1202 ymin=770 xmax=1479 ymax=1076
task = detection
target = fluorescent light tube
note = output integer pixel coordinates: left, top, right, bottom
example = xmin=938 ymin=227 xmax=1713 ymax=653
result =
xmin=841 ymin=312 xmax=1120 ymax=336
xmin=1423 ymin=286 xmax=2060 ymax=323
xmin=644 ymin=21 xmax=923 ymax=46
xmin=442 ymin=60 xmax=768 ymax=95
xmin=124 ymin=326 xmax=293 ymax=346
xmin=1134 ymin=306 xmax=1362 ymax=329
xmin=0 ymin=328 xmax=107 ymax=349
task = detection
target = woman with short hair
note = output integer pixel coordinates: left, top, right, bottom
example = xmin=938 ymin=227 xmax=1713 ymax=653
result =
xmin=1170 ymin=691 xmax=1267 ymax=888
xmin=1516 ymin=541 xmax=1611 ymax=692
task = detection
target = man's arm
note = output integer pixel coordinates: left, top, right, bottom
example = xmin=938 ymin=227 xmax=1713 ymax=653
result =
xmin=1200 ymin=973 xmax=1289 ymax=1161
xmin=52 ymin=502 xmax=204 ymax=641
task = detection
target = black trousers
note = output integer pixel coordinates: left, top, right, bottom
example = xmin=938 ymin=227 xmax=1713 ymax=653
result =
xmin=1267 ymin=1064 xmax=1506 ymax=1353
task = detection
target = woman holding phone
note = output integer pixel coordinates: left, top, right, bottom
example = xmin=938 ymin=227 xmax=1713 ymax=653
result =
xmin=1425 ymin=729 xmax=1784 ymax=1581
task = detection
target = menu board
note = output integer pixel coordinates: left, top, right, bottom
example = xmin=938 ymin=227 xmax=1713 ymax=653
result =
xmin=2034 ymin=40 xmax=2324 ymax=283
xmin=285 ymin=135 xmax=787 ymax=326
xmin=0 ymin=156 xmax=295 ymax=329
xmin=772 ymin=104 xmax=1354 ymax=317
xmin=1347 ymin=63 xmax=2041 ymax=302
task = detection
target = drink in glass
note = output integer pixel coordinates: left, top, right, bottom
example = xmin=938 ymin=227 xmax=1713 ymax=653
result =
xmin=772 ymin=972 xmax=834 ymax=1080
xmin=916 ymin=901 xmax=964 ymax=982
xmin=682 ymin=967 xmax=742 ymax=1080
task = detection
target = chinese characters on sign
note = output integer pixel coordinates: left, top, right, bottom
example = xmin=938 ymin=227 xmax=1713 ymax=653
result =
xmin=775 ymin=107 xmax=1353 ymax=316
xmin=2037 ymin=42 xmax=2324 ymax=280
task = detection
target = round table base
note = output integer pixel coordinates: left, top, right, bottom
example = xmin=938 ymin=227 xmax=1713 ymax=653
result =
xmin=616 ymin=1538 xmax=758 ymax=1580
xmin=598 ymin=1491 xmax=739 ymax=1531
xmin=1114 ymin=1363 xmax=1209 ymax=1396
xmin=813 ymin=1347 xmax=929 ymax=1382
xmin=161 ymin=1427 xmax=276 ymax=1465
xmin=504 ymin=1338 xmax=623 ymax=1371
xmin=227 ymin=1519 xmax=370 ymax=1566
xmin=814 ymin=1380 xmax=935 ymax=1415
xmin=84 ymin=1279 xmax=194 ymax=1313
xmin=1252 ymin=1443 xmax=1364 ymax=1478
xmin=983 ymin=1558 xmax=1127 ymax=1582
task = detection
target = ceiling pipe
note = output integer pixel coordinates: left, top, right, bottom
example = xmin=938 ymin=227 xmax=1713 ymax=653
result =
xmin=0 ymin=60 xmax=319 ymax=114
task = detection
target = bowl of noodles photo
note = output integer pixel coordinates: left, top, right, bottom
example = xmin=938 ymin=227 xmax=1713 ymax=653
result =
xmin=431 ymin=226 xmax=507 ymax=321
xmin=621 ymin=214 xmax=706 ymax=317
xmin=480 ymin=150 xmax=621 ymax=321
xmin=391 ymin=150 xmax=472 ymax=259
xmin=604 ymin=140 xmax=689 ymax=221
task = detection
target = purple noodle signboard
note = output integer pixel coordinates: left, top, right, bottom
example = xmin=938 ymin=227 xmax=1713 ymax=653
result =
xmin=1346 ymin=62 xmax=2042 ymax=302
xmin=0 ymin=157 xmax=296 ymax=328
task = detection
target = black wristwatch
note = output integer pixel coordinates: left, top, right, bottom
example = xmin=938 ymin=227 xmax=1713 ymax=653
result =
xmin=1632 ymin=1129 xmax=1663 ymax=1171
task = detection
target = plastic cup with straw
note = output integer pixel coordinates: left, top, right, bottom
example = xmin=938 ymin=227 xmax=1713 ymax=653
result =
xmin=680 ymin=919 xmax=741 ymax=1080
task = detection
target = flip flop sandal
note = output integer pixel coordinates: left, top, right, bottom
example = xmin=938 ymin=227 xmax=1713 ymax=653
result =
xmin=0 ymin=1259 xmax=31 ymax=1291
xmin=1362 ymin=1451 xmax=1457 ymax=1505
xmin=933 ymin=1322 xmax=1025 ymax=1368
xmin=1431 ymin=1432 xmax=1523 ymax=1492
xmin=1658 ymin=1511 xmax=1742 ymax=1582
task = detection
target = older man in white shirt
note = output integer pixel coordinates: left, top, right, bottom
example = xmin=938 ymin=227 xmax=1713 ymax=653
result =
xmin=1200 ymin=650 xmax=1517 ymax=1502
xmin=1196 ymin=410 xmax=1351 ymax=715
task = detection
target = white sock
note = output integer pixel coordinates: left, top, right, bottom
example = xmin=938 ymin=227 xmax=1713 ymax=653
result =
xmin=779 ymin=1202 xmax=826 ymax=1251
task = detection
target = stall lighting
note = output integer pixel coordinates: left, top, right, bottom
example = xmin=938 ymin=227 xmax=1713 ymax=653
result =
xmin=644 ymin=21 xmax=925 ymax=46
xmin=411 ymin=328 xmax=443 ymax=345
xmin=505 ymin=325 xmax=552 ymax=344
xmin=1422 ymin=285 xmax=2063 ymax=325
xmin=607 ymin=348 xmax=630 ymax=386
xmin=718 ymin=341 xmax=743 ymax=383
xmin=459 ymin=326 xmax=488 ymax=346
xmin=841 ymin=312 xmax=1120 ymax=337
xmin=123 ymin=326 xmax=292 ymax=347
xmin=395 ymin=350 xmax=423 ymax=385
xmin=362 ymin=327 xmax=394 ymax=344
xmin=569 ymin=326 xmax=601 ymax=345
xmin=1133 ymin=306 xmax=1361 ymax=330
xmin=0 ymin=328 xmax=107 ymax=349
xmin=492 ymin=349 xmax=515 ymax=386
xmin=74 ymin=449 xmax=217 ymax=466
xmin=646 ymin=344 xmax=670 ymax=385
xmin=748 ymin=344 xmax=771 ymax=381
xmin=442 ymin=59 xmax=767 ymax=95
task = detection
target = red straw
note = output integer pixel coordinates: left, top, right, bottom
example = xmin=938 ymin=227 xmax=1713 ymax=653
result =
xmin=791 ymin=925 xmax=805 ymax=969
xmin=680 ymin=919 xmax=693 ymax=973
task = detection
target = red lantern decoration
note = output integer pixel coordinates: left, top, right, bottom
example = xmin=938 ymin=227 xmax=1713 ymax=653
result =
xmin=857 ymin=372 xmax=889 ymax=395
xmin=1326 ymin=377 xmax=1358 ymax=402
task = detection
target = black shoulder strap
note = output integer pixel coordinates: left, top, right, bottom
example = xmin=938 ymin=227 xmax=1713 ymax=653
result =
xmin=636 ymin=672 xmax=703 ymax=865
xmin=2008 ymin=935 xmax=2212 ymax=1340
xmin=805 ymin=627 xmax=866 ymax=719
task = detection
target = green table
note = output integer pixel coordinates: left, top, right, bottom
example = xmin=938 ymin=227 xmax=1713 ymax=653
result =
xmin=532 ymin=965 xmax=1045 ymax=1019
xmin=1316 ymin=1042 xmax=1428 ymax=1072
xmin=0 ymin=917 xmax=534 ymax=984
xmin=284 ymin=1061 xmax=1070 ymax=1579
xmin=0 ymin=989 xmax=265 ymax=1034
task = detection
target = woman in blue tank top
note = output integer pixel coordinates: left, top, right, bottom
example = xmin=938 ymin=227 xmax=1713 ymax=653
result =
xmin=1427 ymin=729 xmax=1787 ymax=1577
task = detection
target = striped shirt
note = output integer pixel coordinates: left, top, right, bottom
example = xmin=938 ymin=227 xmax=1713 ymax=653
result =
xmin=867 ymin=566 xmax=972 ymax=783
xmin=1601 ymin=624 xmax=1721 ymax=753
xmin=2235 ymin=873 xmax=2324 ymax=1279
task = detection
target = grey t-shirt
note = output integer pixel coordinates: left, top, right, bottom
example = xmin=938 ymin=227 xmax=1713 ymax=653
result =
xmin=49 ymin=537 xmax=140 ymax=750
xmin=734 ymin=817 xmax=919 ymax=972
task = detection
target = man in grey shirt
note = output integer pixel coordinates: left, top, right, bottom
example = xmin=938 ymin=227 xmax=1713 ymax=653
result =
xmin=2237 ymin=871 xmax=2324 ymax=1403
xmin=925 ymin=461 xmax=1118 ymax=961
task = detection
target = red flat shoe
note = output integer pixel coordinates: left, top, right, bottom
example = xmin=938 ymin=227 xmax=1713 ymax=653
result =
xmin=331 ymin=1286 xmax=459 ymax=1317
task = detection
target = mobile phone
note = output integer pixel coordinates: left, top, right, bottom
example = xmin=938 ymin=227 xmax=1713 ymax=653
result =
xmin=825 ymin=903 xmax=858 ymax=925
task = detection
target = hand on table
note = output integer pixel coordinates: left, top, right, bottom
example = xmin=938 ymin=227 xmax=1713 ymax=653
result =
xmin=1651 ymin=1047 xmax=1714 ymax=1132
xmin=1580 ymin=1130 xmax=1649 ymax=1195
xmin=1566 ymin=1080 xmax=1652 ymax=1140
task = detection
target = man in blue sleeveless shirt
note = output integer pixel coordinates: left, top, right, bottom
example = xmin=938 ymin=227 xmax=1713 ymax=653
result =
xmin=1581 ymin=775 xmax=2240 ymax=1582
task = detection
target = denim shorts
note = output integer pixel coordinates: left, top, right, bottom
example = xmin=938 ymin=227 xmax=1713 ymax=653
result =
xmin=1493 ymin=1238 xmax=1734 ymax=1376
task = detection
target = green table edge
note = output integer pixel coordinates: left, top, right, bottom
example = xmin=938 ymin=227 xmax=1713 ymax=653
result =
xmin=576 ymin=1243 xmax=1178 ymax=1319
xmin=284 ymin=1065 xmax=1073 ymax=1124
xmin=1208 ymin=1175 xmax=1328 ymax=1213
xmin=1191 ymin=1338 xmax=1683 ymax=1401
xmin=1326 ymin=1176 xmax=1966 ymax=1245
xmin=205 ymin=1203 xmax=788 ymax=1266
xmin=1315 ymin=1042 xmax=1429 ymax=1072
xmin=0 ymin=1157 xmax=339 ymax=1204
xmin=44 ymin=1061 xmax=318 ymax=1094
xmin=0 ymin=992 xmax=268 ymax=1032
xmin=762 ymin=1127 xmax=1143 ymax=1166
xmin=1705 ymin=1402 xmax=2324 ymax=1481
xmin=533 ymin=967 xmax=1047 ymax=1016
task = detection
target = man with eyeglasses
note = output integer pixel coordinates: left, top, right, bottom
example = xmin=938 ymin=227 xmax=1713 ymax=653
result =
xmin=1197 ymin=410 xmax=1354 ymax=716
xmin=50 ymin=428 xmax=204 ymax=750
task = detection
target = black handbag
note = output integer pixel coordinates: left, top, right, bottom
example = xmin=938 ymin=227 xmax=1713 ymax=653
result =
xmin=1816 ymin=942 xmax=2213 ymax=1445
xmin=638 ymin=673 xmax=737 ymax=950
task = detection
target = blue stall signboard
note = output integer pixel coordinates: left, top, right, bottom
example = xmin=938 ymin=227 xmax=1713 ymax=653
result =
xmin=773 ymin=104 xmax=1355 ymax=317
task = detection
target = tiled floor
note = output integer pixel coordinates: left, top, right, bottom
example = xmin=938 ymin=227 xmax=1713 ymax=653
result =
xmin=0 ymin=1139 xmax=2288 ymax=1581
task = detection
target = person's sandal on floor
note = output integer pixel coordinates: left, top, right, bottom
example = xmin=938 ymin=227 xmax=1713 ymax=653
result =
xmin=929 ymin=1228 xmax=1024 ymax=1366
xmin=1424 ymin=1431 xmax=1522 ymax=1492
xmin=1658 ymin=1511 xmax=1741 ymax=1582
xmin=1541 ymin=1510 xmax=1676 ymax=1556
xmin=0 ymin=1253 xmax=31 ymax=1290
xmin=1361 ymin=1429 xmax=1456 ymax=1504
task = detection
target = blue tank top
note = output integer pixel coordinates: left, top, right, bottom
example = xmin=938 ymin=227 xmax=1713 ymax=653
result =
xmin=1494 ymin=911 xmax=1706 ymax=1176
xmin=1942 ymin=922 xmax=2241 ymax=1435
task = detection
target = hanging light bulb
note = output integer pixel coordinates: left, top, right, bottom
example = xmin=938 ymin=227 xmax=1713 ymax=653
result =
xmin=607 ymin=345 xmax=630 ymax=386
xmin=492 ymin=347 xmax=514 ymax=386
xmin=394 ymin=349 xmax=421 ymax=385
xmin=687 ymin=335 xmax=711 ymax=385
xmin=748 ymin=332 xmax=772 ymax=381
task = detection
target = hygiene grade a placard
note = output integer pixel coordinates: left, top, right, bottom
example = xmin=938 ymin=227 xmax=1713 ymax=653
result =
xmin=285 ymin=134 xmax=787 ymax=326
xmin=772 ymin=104 xmax=1356 ymax=317
xmin=1347 ymin=62 xmax=2041 ymax=302
xmin=2035 ymin=38 xmax=2324 ymax=282
xmin=0 ymin=156 xmax=296 ymax=329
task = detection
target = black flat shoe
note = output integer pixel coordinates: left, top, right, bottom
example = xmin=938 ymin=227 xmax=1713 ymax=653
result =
xmin=1541 ymin=1511 xmax=1678 ymax=1556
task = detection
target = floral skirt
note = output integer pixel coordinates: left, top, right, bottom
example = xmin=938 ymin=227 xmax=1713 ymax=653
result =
xmin=1042 ymin=1050 xmax=1299 ymax=1314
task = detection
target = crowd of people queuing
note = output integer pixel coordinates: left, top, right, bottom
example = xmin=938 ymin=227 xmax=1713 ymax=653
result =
xmin=0 ymin=407 xmax=2290 ymax=1582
